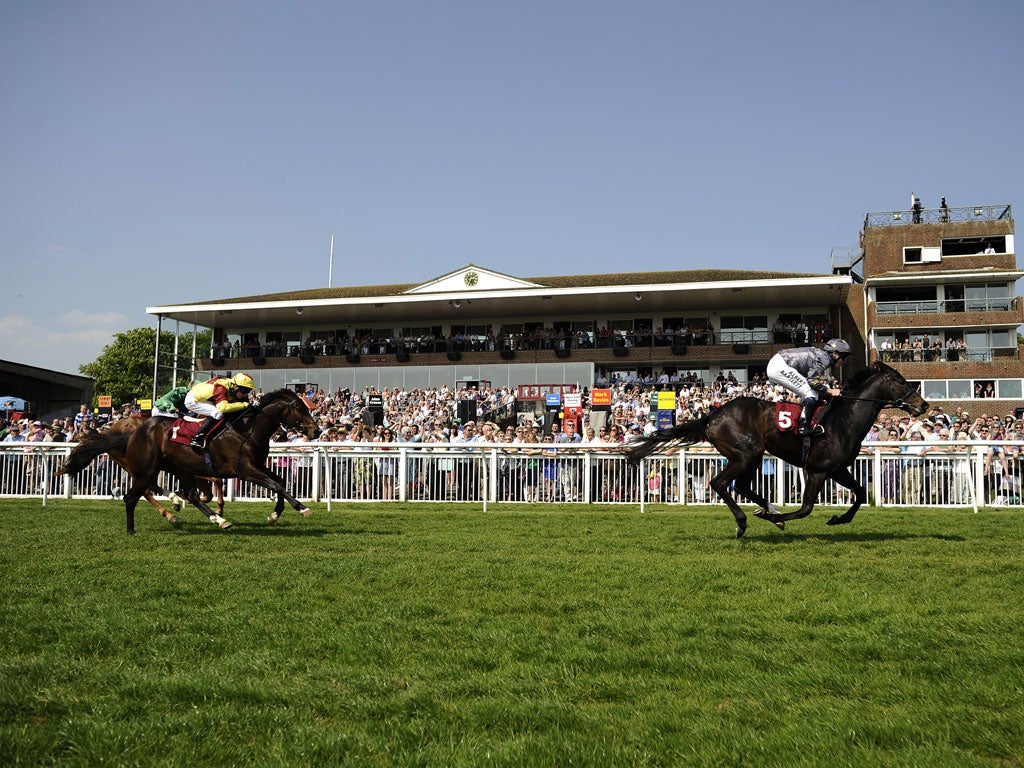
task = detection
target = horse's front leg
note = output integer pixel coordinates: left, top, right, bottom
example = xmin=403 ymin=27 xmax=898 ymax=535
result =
xmin=260 ymin=468 xmax=307 ymax=524
xmin=824 ymin=465 xmax=866 ymax=526
xmin=248 ymin=469 xmax=311 ymax=524
xmin=187 ymin=485 xmax=232 ymax=529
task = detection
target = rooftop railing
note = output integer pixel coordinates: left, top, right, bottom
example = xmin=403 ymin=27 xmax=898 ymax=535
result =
xmin=865 ymin=204 xmax=1012 ymax=228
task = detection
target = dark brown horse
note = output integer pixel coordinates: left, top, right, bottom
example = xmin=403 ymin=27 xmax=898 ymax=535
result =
xmin=100 ymin=416 xmax=225 ymax=525
xmin=626 ymin=362 xmax=928 ymax=537
xmin=62 ymin=389 xmax=320 ymax=534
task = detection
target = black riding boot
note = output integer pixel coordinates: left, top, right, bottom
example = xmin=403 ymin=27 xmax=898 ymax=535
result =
xmin=189 ymin=417 xmax=218 ymax=448
xmin=796 ymin=398 xmax=821 ymax=436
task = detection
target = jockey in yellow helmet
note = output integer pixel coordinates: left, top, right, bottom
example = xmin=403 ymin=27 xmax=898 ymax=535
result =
xmin=184 ymin=373 xmax=256 ymax=448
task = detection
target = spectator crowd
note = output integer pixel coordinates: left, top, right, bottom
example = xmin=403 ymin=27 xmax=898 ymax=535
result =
xmin=2 ymin=375 xmax=1021 ymax=505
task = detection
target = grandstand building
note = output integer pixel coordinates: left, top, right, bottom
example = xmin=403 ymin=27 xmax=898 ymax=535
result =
xmin=147 ymin=201 xmax=1022 ymax=411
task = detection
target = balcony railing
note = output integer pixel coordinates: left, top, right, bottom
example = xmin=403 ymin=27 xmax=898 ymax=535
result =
xmin=875 ymin=298 xmax=1012 ymax=315
xmin=210 ymin=328 xmax=840 ymax=363
xmin=865 ymin=204 xmax=1012 ymax=228
xmin=877 ymin=346 xmax=1017 ymax=363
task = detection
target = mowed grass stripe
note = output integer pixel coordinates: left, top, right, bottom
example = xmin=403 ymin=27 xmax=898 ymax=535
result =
xmin=1 ymin=500 xmax=1022 ymax=767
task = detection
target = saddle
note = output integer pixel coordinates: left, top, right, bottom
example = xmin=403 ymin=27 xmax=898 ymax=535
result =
xmin=168 ymin=415 xmax=227 ymax=446
xmin=774 ymin=402 xmax=827 ymax=435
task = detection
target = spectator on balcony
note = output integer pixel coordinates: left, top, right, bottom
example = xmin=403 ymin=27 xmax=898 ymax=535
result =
xmin=912 ymin=196 xmax=923 ymax=224
xmin=940 ymin=197 xmax=950 ymax=222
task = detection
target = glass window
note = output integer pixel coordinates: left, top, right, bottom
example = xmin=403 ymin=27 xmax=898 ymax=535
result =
xmin=997 ymin=380 xmax=1023 ymax=399
xmin=991 ymin=330 xmax=1013 ymax=348
xmin=922 ymin=381 xmax=947 ymax=400
xmin=965 ymin=331 xmax=988 ymax=349
xmin=947 ymin=380 xmax=973 ymax=399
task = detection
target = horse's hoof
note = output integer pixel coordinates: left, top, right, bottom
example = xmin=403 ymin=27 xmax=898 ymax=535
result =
xmin=826 ymin=516 xmax=843 ymax=526
xmin=736 ymin=521 xmax=747 ymax=538
xmin=754 ymin=508 xmax=769 ymax=520
xmin=774 ymin=520 xmax=785 ymax=531
xmin=171 ymin=501 xmax=182 ymax=513
xmin=167 ymin=515 xmax=180 ymax=525
xmin=218 ymin=519 xmax=233 ymax=529
xmin=267 ymin=514 xmax=280 ymax=525
xmin=299 ymin=507 xmax=313 ymax=518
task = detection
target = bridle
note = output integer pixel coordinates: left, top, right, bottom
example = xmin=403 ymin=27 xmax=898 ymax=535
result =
xmin=229 ymin=394 xmax=318 ymax=441
xmin=838 ymin=378 xmax=923 ymax=412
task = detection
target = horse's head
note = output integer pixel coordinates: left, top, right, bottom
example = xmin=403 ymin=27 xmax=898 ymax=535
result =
xmin=868 ymin=361 xmax=929 ymax=416
xmin=258 ymin=390 xmax=321 ymax=440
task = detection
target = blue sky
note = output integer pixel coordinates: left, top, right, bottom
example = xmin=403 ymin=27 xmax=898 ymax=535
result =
xmin=1 ymin=0 xmax=1022 ymax=375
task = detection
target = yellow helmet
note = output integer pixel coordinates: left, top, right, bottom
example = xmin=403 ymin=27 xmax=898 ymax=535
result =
xmin=233 ymin=373 xmax=255 ymax=390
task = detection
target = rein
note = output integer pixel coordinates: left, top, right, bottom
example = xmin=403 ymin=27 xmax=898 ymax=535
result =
xmin=248 ymin=395 xmax=312 ymax=437
xmin=838 ymin=384 xmax=918 ymax=410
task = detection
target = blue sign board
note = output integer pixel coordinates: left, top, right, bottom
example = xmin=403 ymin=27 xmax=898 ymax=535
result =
xmin=545 ymin=393 xmax=562 ymax=407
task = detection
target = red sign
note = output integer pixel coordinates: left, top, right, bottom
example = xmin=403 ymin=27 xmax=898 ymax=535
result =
xmin=590 ymin=388 xmax=611 ymax=406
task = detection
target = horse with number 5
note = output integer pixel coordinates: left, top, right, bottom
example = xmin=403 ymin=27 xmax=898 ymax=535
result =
xmin=626 ymin=362 xmax=928 ymax=537
xmin=61 ymin=389 xmax=320 ymax=534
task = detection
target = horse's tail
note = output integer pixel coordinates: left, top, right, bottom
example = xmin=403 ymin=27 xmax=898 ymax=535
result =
xmin=59 ymin=433 xmax=131 ymax=476
xmin=625 ymin=417 xmax=711 ymax=464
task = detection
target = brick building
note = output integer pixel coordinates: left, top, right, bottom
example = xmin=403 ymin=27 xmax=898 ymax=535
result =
xmin=856 ymin=202 xmax=1022 ymax=414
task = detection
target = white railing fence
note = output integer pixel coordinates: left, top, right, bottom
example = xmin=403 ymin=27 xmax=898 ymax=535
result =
xmin=1 ymin=442 xmax=1016 ymax=509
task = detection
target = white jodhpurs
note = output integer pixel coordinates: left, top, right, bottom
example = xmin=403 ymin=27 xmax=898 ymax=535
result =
xmin=184 ymin=391 xmax=224 ymax=420
xmin=766 ymin=355 xmax=817 ymax=401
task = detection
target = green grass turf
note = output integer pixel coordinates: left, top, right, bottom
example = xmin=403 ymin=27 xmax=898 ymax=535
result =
xmin=1 ymin=499 xmax=1022 ymax=767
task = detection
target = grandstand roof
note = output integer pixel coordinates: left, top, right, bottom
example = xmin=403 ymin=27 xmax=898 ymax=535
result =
xmin=148 ymin=266 xmax=852 ymax=329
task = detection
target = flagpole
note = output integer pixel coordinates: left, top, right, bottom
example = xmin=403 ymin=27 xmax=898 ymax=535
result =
xmin=328 ymin=235 xmax=335 ymax=288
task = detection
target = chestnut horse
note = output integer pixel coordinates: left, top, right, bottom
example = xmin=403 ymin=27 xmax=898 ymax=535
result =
xmin=62 ymin=389 xmax=320 ymax=534
xmin=626 ymin=362 xmax=928 ymax=537
xmin=100 ymin=416 xmax=225 ymax=525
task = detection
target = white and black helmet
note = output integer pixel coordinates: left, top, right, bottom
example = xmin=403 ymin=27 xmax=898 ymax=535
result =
xmin=823 ymin=339 xmax=851 ymax=356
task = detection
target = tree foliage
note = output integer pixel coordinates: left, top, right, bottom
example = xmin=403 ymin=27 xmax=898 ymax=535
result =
xmin=79 ymin=327 xmax=211 ymax=407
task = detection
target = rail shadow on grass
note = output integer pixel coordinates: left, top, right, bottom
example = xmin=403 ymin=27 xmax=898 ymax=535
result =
xmin=739 ymin=530 xmax=967 ymax=544
xmin=178 ymin=521 xmax=406 ymax=538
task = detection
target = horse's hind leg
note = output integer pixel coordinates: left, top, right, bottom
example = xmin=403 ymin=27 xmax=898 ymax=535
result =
xmin=709 ymin=460 xmax=759 ymax=538
xmin=734 ymin=467 xmax=786 ymax=532
xmin=143 ymin=488 xmax=180 ymax=525
xmin=123 ymin=478 xmax=153 ymax=535
xmin=824 ymin=465 xmax=866 ymax=527
xmin=771 ymin=471 xmax=830 ymax=525
xmin=213 ymin=480 xmax=225 ymax=517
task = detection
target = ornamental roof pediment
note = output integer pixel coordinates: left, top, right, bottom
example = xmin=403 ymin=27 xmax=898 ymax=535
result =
xmin=404 ymin=265 xmax=545 ymax=294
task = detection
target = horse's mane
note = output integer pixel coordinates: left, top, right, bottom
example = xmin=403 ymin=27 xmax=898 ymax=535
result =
xmin=258 ymin=388 xmax=301 ymax=407
xmin=841 ymin=362 xmax=902 ymax=396
xmin=840 ymin=366 xmax=877 ymax=394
